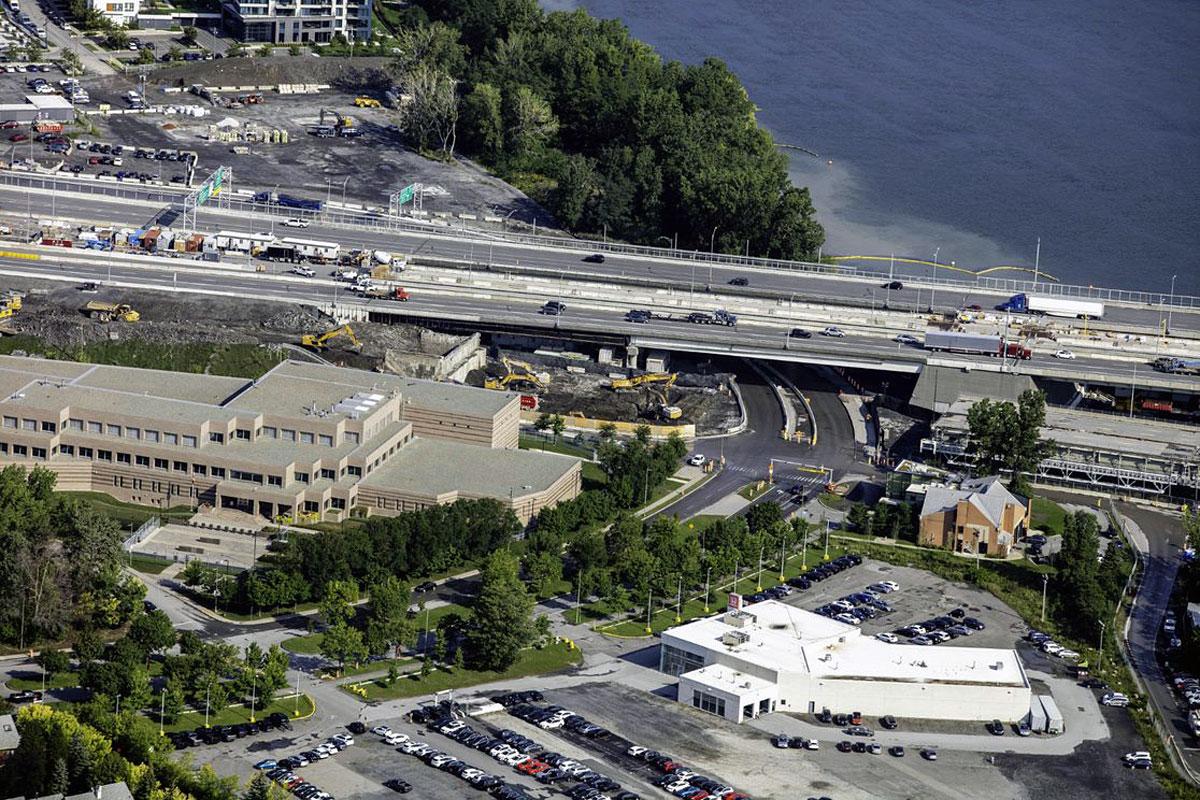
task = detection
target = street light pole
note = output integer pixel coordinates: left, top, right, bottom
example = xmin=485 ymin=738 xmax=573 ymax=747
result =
xmin=675 ymin=575 xmax=682 ymax=623
xmin=1167 ymin=273 xmax=1177 ymax=334
xmin=931 ymin=246 xmax=940 ymax=312
xmin=1041 ymin=573 xmax=1048 ymax=623
xmin=704 ymin=566 xmax=711 ymax=613
xmin=159 ymin=688 xmax=166 ymax=737
xmin=1097 ymin=619 xmax=1106 ymax=671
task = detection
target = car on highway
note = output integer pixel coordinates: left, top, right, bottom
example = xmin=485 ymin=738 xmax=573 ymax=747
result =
xmin=728 ymin=277 xmax=749 ymax=286
xmin=894 ymin=333 xmax=920 ymax=345
xmin=582 ymin=253 xmax=605 ymax=263
xmin=541 ymin=300 xmax=566 ymax=316
xmin=290 ymin=266 xmax=315 ymax=277
xmin=821 ymin=326 xmax=845 ymax=337
xmin=625 ymin=309 xmax=650 ymax=323
xmin=789 ymin=328 xmax=812 ymax=338
xmin=883 ymin=280 xmax=903 ymax=290
xmin=283 ymin=218 xmax=310 ymax=228
xmin=1055 ymin=348 xmax=1076 ymax=359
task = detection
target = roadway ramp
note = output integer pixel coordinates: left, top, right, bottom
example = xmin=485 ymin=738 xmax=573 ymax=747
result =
xmin=910 ymin=363 xmax=1035 ymax=413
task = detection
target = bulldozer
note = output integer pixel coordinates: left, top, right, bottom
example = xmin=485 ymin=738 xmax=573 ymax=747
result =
xmin=608 ymin=372 xmax=677 ymax=391
xmin=83 ymin=300 xmax=139 ymax=323
xmin=300 ymin=324 xmax=362 ymax=351
xmin=484 ymin=357 xmax=549 ymax=392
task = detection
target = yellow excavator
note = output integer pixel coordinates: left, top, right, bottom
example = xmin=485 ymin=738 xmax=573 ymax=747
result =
xmin=649 ymin=384 xmax=683 ymax=421
xmin=300 ymin=324 xmax=362 ymax=351
xmin=0 ymin=292 xmax=22 ymax=321
xmin=608 ymin=372 xmax=677 ymax=391
xmin=484 ymin=357 xmax=549 ymax=391
xmin=83 ymin=300 xmax=139 ymax=323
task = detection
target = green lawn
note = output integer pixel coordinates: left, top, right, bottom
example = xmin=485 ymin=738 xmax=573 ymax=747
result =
xmin=581 ymin=462 xmax=607 ymax=489
xmin=281 ymin=633 xmax=323 ymax=655
xmin=682 ymin=515 xmax=723 ymax=533
xmin=61 ymin=492 xmax=193 ymax=529
xmin=519 ymin=434 xmax=594 ymax=460
xmin=8 ymin=671 xmax=80 ymax=691
xmin=738 ymin=482 xmax=770 ymax=501
xmin=817 ymin=492 xmax=848 ymax=511
xmin=128 ymin=554 xmax=172 ymax=574
xmin=158 ymin=693 xmax=315 ymax=733
xmin=1031 ymin=496 xmax=1068 ymax=537
xmin=344 ymin=642 xmax=581 ymax=702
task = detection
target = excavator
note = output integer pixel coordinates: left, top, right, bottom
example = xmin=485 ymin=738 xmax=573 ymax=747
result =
xmin=300 ymin=324 xmax=362 ymax=351
xmin=82 ymin=300 xmax=139 ymax=323
xmin=484 ymin=357 xmax=549 ymax=392
xmin=648 ymin=384 xmax=683 ymax=422
xmin=608 ymin=372 xmax=677 ymax=391
xmin=0 ymin=292 xmax=22 ymax=321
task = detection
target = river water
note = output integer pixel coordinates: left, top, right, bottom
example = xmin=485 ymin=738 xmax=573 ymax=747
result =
xmin=550 ymin=0 xmax=1200 ymax=293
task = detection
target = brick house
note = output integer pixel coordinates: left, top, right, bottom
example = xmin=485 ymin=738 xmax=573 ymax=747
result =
xmin=918 ymin=476 xmax=1030 ymax=557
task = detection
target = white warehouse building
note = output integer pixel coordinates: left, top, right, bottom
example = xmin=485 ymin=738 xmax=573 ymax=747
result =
xmin=660 ymin=600 xmax=1031 ymax=724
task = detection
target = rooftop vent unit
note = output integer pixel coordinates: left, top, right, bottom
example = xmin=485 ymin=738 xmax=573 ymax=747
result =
xmin=721 ymin=630 xmax=750 ymax=647
xmin=991 ymin=661 xmax=1003 ymax=670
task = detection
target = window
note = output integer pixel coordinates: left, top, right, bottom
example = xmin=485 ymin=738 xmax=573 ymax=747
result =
xmin=330 ymin=497 xmax=346 ymax=510
xmin=0 ymin=443 xmax=7 ymax=454
xmin=345 ymin=431 xmax=359 ymax=445
xmin=164 ymin=433 xmax=178 ymax=446
xmin=660 ymin=644 xmax=705 ymax=676
xmin=235 ymin=429 xmax=251 ymax=441
xmin=268 ymin=475 xmax=282 ymax=487
xmin=88 ymin=421 xmax=102 ymax=434
xmin=12 ymin=444 xmax=26 ymax=456
xmin=31 ymin=447 xmax=46 ymax=459
xmin=193 ymin=464 xmax=207 ymax=476
xmin=262 ymin=426 xmax=277 ymax=439
xmin=146 ymin=430 xmax=160 ymax=443
xmin=154 ymin=458 xmax=168 ymax=470
xmin=117 ymin=452 xmax=131 ymax=464
xmin=60 ymin=444 xmax=74 ymax=456
xmin=22 ymin=418 xmax=35 ymax=431
xmin=319 ymin=434 xmax=333 ymax=447
xmin=79 ymin=446 xmax=93 ymax=459
xmin=126 ymin=427 xmax=140 ymax=439
xmin=210 ymin=432 xmax=225 ymax=444
xmin=106 ymin=424 xmax=122 ymax=436
xmin=211 ymin=466 xmax=226 ymax=478
xmin=320 ymin=468 xmax=335 ymax=480
xmin=303 ymin=500 xmax=320 ymax=513
xmin=69 ymin=418 xmax=83 ymax=431
xmin=346 ymin=465 xmax=361 ymax=478
xmin=135 ymin=455 xmax=150 ymax=467
xmin=41 ymin=421 xmax=56 ymax=433
xmin=282 ymin=429 xmax=296 ymax=442
xmin=692 ymin=690 xmax=726 ymax=718
xmin=4 ymin=416 xmax=17 ymax=429
xmin=231 ymin=469 xmax=263 ymax=484
xmin=300 ymin=432 xmax=314 ymax=445
xmin=97 ymin=449 xmax=112 ymax=461
xmin=173 ymin=461 xmax=188 ymax=473
xmin=295 ymin=472 xmax=309 ymax=484
xmin=182 ymin=435 xmax=197 ymax=448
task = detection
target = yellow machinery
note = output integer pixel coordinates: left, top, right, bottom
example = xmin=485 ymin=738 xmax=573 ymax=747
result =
xmin=274 ymin=510 xmax=320 ymax=526
xmin=484 ymin=357 xmax=549 ymax=391
xmin=83 ymin=300 xmax=139 ymax=323
xmin=649 ymin=385 xmax=683 ymax=421
xmin=300 ymin=324 xmax=362 ymax=351
xmin=353 ymin=96 xmax=381 ymax=108
xmin=0 ymin=292 xmax=21 ymax=320
xmin=319 ymin=108 xmax=357 ymax=134
xmin=608 ymin=372 xmax=677 ymax=391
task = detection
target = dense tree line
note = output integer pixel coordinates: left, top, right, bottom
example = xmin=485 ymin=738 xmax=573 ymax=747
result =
xmin=846 ymin=502 xmax=919 ymax=541
xmin=1051 ymin=510 xmax=1132 ymax=642
xmin=0 ymin=466 xmax=145 ymax=648
xmin=390 ymin=0 xmax=825 ymax=260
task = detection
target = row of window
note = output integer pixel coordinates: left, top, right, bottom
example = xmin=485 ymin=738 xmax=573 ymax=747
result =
xmin=692 ymin=690 xmax=726 ymax=718
xmin=3 ymin=416 xmax=363 ymax=451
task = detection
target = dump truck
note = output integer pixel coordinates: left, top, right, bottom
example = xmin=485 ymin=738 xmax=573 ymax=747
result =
xmin=83 ymin=301 xmax=139 ymax=323
xmin=997 ymin=293 xmax=1104 ymax=320
xmin=923 ymin=331 xmax=1031 ymax=359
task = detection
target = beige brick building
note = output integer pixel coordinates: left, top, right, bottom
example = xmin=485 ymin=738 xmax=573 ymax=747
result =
xmin=0 ymin=356 xmax=580 ymax=523
xmin=918 ymin=476 xmax=1030 ymax=557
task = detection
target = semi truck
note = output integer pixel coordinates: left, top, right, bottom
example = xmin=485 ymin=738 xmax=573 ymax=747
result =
xmin=997 ymin=293 xmax=1105 ymax=320
xmin=251 ymin=191 xmax=323 ymax=212
xmin=686 ymin=309 xmax=738 ymax=326
xmin=923 ymin=331 xmax=1032 ymax=359
xmin=1152 ymin=357 xmax=1200 ymax=375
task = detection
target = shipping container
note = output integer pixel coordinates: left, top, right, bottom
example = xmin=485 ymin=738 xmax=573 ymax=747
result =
xmin=1040 ymin=694 xmax=1064 ymax=734
xmin=1028 ymin=696 xmax=1048 ymax=733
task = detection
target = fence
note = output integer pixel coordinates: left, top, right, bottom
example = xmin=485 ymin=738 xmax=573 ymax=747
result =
xmin=122 ymin=515 xmax=161 ymax=555
xmin=3 ymin=172 xmax=1197 ymax=311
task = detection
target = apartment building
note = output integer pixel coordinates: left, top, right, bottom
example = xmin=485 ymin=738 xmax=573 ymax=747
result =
xmin=221 ymin=0 xmax=370 ymax=44
xmin=0 ymin=356 xmax=580 ymax=524
xmin=89 ymin=0 xmax=141 ymax=26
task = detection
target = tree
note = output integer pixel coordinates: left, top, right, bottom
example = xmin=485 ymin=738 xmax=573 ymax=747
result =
xmin=505 ymin=84 xmax=558 ymax=158
xmin=59 ymin=50 xmax=83 ymax=75
xmin=966 ymin=390 xmax=1054 ymax=494
xmin=466 ymin=550 xmax=533 ymax=671
xmin=524 ymin=550 xmax=563 ymax=597
xmin=319 ymin=623 xmax=366 ymax=674
xmin=166 ymin=46 xmax=183 ymax=62
xmin=136 ymin=48 xmax=155 ymax=65
xmin=24 ymin=43 xmax=44 ymax=64
xmin=161 ymin=677 xmax=186 ymax=722
xmin=288 ymin=44 xmax=301 ymax=56
xmin=388 ymin=21 xmax=466 ymax=76
xmin=37 ymin=648 xmax=70 ymax=679
xmin=72 ymin=628 xmax=103 ymax=664
xmin=397 ymin=64 xmax=459 ymax=156
xmin=181 ymin=25 xmax=198 ymax=44
xmin=319 ymin=579 xmax=358 ymax=627
xmin=128 ymin=609 xmax=175 ymax=661
xmin=105 ymin=30 xmax=129 ymax=50
xmin=459 ymin=82 xmax=503 ymax=162
xmin=363 ymin=576 xmax=413 ymax=656
xmin=48 ymin=757 xmax=68 ymax=796
xmin=745 ymin=501 xmax=784 ymax=534
xmin=66 ymin=732 xmax=93 ymax=793
xmin=242 ymin=774 xmax=272 ymax=800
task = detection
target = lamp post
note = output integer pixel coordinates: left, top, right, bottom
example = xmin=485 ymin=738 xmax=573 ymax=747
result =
xmin=159 ymin=687 xmax=166 ymax=737
xmin=675 ymin=574 xmax=683 ymax=623
xmin=710 ymin=225 xmax=719 ymax=253
xmin=930 ymin=246 xmax=940 ymax=312
xmin=115 ymin=693 xmax=121 ymax=716
xmin=204 ymin=683 xmax=211 ymax=728
xmin=341 ymin=175 xmax=351 ymax=209
xmin=1041 ymin=573 xmax=1048 ymax=623
xmin=575 ymin=571 xmax=583 ymax=625
xmin=704 ymin=566 xmax=711 ymax=613
xmin=249 ymin=667 xmax=257 ymax=723
xmin=755 ymin=545 xmax=764 ymax=592
xmin=644 ymin=590 xmax=653 ymax=635
xmin=1097 ymin=619 xmax=1106 ymax=671
xmin=1167 ymin=273 xmax=1178 ymax=334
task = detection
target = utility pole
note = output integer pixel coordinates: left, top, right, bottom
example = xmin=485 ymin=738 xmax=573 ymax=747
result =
xmin=704 ymin=566 xmax=711 ymax=613
xmin=159 ymin=688 xmax=166 ymax=737
xmin=675 ymin=575 xmax=683 ymax=623
xmin=1033 ymin=237 xmax=1041 ymax=286
xmin=1097 ymin=619 xmax=1106 ymax=671
xmin=756 ymin=545 xmax=764 ymax=592
xmin=644 ymin=590 xmax=653 ymax=635
xmin=1041 ymin=573 xmax=1048 ymax=623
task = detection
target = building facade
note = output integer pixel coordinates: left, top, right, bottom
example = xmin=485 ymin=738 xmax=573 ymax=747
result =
xmin=88 ymin=0 xmax=141 ymax=26
xmin=221 ymin=0 xmax=370 ymax=44
xmin=660 ymin=601 xmax=1031 ymax=724
xmin=918 ymin=475 xmax=1030 ymax=557
xmin=0 ymin=356 xmax=579 ymax=523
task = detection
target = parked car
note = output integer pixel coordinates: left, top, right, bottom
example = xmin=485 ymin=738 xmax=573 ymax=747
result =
xmin=1102 ymin=692 xmax=1130 ymax=707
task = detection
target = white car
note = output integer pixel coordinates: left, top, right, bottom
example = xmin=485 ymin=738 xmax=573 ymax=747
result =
xmin=626 ymin=745 xmax=647 ymax=757
xmin=894 ymin=333 xmax=920 ymax=345
xmin=291 ymin=265 xmax=315 ymax=277
xmin=687 ymin=453 xmax=707 ymax=467
xmin=802 ymin=739 xmax=819 ymax=751
xmin=875 ymin=632 xmax=899 ymax=644
xmin=834 ymin=613 xmax=861 ymax=626
xmin=1102 ymin=692 xmax=1130 ymax=707
xmin=384 ymin=732 xmax=408 ymax=745
xmin=370 ymin=725 xmax=392 ymax=737
xmin=283 ymin=218 xmax=310 ymax=228
xmin=879 ymin=581 xmax=900 ymax=591
xmin=822 ymin=326 xmax=846 ymax=337
xmin=1055 ymin=349 xmax=1076 ymax=359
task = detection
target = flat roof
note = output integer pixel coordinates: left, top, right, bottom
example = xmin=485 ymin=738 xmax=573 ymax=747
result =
xmin=73 ymin=364 xmax=247 ymax=405
xmin=228 ymin=370 xmax=395 ymax=420
xmin=680 ymin=664 xmax=775 ymax=695
xmin=664 ymin=601 xmax=1027 ymax=688
xmin=360 ymin=437 xmax=577 ymax=500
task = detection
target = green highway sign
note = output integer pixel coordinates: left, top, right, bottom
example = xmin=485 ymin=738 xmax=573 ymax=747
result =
xmin=397 ymin=184 xmax=415 ymax=205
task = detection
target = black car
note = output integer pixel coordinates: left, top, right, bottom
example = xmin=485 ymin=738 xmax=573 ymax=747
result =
xmin=789 ymin=328 xmax=812 ymax=338
xmin=949 ymin=607 xmax=966 ymax=619
xmin=884 ymin=280 xmax=903 ymax=290
xmin=383 ymin=779 xmax=412 ymax=793
xmin=851 ymin=741 xmax=868 ymax=753
xmin=625 ymin=309 xmax=650 ymax=323
xmin=541 ymin=300 xmax=567 ymax=316
xmin=414 ymin=581 xmax=437 ymax=593
xmin=582 ymin=254 xmax=605 ymax=263
xmin=889 ymin=746 xmax=905 ymax=757
xmin=728 ymin=277 xmax=749 ymax=286
xmin=988 ymin=719 xmax=1005 ymax=736
xmin=880 ymin=715 xmax=898 ymax=729
xmin=963 ymin=617 xmax=986 ymax=630
xmin=8 ymin=690 xmax=41 ymax=703
xmin=348 ymin=721 xmax=366 ymax=734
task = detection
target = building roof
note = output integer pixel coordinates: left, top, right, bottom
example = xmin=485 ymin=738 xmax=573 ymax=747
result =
xmin=360 ymin=438 xmax=577 ymax=501
xmin=663 ymin=600 xmax=1027 ymax=688
xmin=0 ymin=714 xmax=19 ymax=751
xmin=680 ymin=663 xmax=775 ymax=695
xmin=919 ymin=475 xmax=1022 ymax=529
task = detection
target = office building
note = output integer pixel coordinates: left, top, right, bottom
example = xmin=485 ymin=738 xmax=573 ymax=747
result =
xmin=221 ymin=0 xmax=370 ymax=44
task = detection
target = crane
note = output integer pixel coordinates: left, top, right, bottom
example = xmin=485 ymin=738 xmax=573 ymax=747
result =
xmin=300 ymin=324 xmax=362 ymax=351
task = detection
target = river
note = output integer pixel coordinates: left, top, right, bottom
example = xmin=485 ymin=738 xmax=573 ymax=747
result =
xmin=548 ymin=0 xmax=1200 ymax=293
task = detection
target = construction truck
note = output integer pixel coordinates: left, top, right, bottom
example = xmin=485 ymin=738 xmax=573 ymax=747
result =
xmin=319 ymin=108 xmax=359 ymax=138
xmin=686 ymin=309 xmax=738 ymax=326
xmin=353 ymin=96 xmax=381 ymax=108
xmin=83 ymin=301 xmax=139 ymax=323
xmin=365 ymin=286 xmax=410 ymax=302
xmin=484 ymin=358 xmax=549 ymax=392
xmin=609 ymin=372 xmax=677 ymax=391
xmin=300 ymin=324 xmax=361 ymax=351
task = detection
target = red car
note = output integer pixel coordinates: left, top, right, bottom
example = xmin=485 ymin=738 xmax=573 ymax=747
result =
xmin=9 ymin=134 xmax=27 ymax=142
xmin=0 ymin=120 xmax=20 ymax=129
